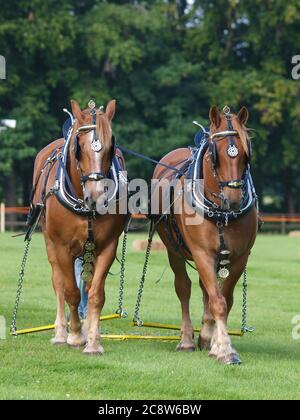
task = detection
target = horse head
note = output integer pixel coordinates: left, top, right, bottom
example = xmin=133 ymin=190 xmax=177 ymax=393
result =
xmin=206 ymin=105 xmax=252 ymax=211
xmin=70 ymin=99 xmax=116 ymax=210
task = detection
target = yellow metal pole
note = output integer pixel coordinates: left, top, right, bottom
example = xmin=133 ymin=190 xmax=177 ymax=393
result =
xmin=11 ymin=315 xmax=244 ymax=339
xmin=132 ymin=321 xmax=244 ymax=337
xmin=11 ymin=313 xmax=121 ymax=336
xmin=101 ymin=334 xmax=180 ymax=341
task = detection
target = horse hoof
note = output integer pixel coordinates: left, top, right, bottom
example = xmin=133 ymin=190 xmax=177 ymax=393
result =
xmin=209 ymin=353 xmax=218 ymax=360
xmin=51 ymin=337 xmax=67 ymax=345
xmin=218 ymin=354 xmax=242 ymax=365
xmin=68 ymin=343 xmax=83 ymax=349
xmin=176 ymin=342 xmax=196 ymax=352
xmin=226 ymin=354 xmax=242 ymax=365
xmin=83 ymin=344 xmax=104 ymax=356
xmin=198 ymin=337 xmax=211 ymax=351
xmin=67 ymin=334 xmax=86 ymax=348
xmin=83 ymin=351 xmax=104 ymax=356
xmin=208 ymin=350 xmax=218 ymax=359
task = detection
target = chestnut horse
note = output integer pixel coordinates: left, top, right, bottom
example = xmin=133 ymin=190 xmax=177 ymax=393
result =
xmin=152 ymin=106 xmax=258 ymax=364
xmin=31 ymin=99 xmax=127 ymax=355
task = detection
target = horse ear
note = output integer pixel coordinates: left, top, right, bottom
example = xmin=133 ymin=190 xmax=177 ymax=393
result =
xmin=237 ymin=106 xmax=249 ymax=126
xmin=209 ymin=106 xmax=221 ymax=128
xmin=106 ymin=99 xmax=116 ymax=121
xmin=70 ymin=100 xmax=84 ymax=124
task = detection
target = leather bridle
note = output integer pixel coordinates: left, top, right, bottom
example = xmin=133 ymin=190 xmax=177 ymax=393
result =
xmin=208 ymin=106 xmax=250 ymax=192
xmin=74 ymin=108 xmax=114 ymax=185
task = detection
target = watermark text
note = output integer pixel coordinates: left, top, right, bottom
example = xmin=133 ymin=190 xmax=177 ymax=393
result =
xmin=292 ymin=315 xmax=300 ymax=339
xmin=0 ymin=55 xmax=6 ymax=79
xmin=0 ymin=316 xmax=6 ymax=340
xmin=291 ymin=55 xmax=300 ymax=80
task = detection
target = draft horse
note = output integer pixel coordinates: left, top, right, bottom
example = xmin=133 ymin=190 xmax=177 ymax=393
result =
xmin=153 ymin=106 xmax=258 ymax=364
xmin=30 ymin=99 xmax=127 ymax=355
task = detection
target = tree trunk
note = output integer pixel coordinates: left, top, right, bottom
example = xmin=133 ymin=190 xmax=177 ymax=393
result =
xmin=286 ymin=190 xmax=295 ymax=215
xmin=22 ymin=171 xmax=31 ymax=206
xmin=283 ymin=168 xmax=295 ymax=215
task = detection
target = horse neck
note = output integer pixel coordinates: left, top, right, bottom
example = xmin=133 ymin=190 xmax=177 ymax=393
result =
xmin=68 ymin=137 xmax=84 ymax=199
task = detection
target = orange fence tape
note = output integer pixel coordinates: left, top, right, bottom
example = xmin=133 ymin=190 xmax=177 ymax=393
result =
xmin=5 ymin=207 xmax=29 ymax=214
xmin=261 ymin=216 xmax=300 ymax=223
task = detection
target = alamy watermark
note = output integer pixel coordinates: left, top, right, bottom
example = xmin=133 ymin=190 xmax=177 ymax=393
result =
xmin=291 ymin=55 xmax=300 ymax=80
xmin=291 ymin=315 xmax=300 ymax=340
xmin=92 ymin=174 xmax=205 ymax=226
xmin=0 ymin=316 xmax=6 ymax=340
xmin=0 ymin=55 xmax=6 ymax=80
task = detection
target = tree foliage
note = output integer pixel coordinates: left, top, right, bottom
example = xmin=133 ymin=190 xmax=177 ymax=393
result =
xmin=0 ymin=0 xmax=299 ymax=211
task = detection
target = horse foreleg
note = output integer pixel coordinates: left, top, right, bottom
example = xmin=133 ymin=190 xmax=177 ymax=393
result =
xmin=51 ymin=268 xmax=68 ymax=345
xmin=83 ymin=241 xmax=117 ymax=355
xmin=193 ymin=251 xmax=240 ymax=365
xmin=198 ymin=280 xmax=215 ymax=351
xmin=45 ymin=235 xmax=68 ymax=345
xmin=168 ymin=252 xmax=195 ymax=352
xmin=53 ymin=245 xmax=85 ymax=347
xmin=205 ymin=254 xmax=250 ymax=362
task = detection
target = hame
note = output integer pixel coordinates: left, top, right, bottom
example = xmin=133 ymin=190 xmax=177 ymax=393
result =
xmin=0 ymin=55 xmax=6 ymax=79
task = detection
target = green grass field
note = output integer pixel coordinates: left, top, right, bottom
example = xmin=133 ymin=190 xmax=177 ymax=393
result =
xmin=0 ymin=232 xmax=300 ymax=400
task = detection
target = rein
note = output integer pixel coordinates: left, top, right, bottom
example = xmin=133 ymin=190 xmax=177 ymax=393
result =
xmin=117 ymin=144 xmax=186 ymax=176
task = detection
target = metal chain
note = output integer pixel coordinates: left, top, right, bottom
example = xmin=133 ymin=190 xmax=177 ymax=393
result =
xmin=133 ymin=222 xmax=154 ymax=326
xmin=116 ymin=231 xmax=128 ymax=318
xmin=132 ymin=192 xmax=185 ymax=327
xmin=10 ymin=239 xmax=32 ymax=335
xmin=241 ymin=266 xmax=254 ymax=333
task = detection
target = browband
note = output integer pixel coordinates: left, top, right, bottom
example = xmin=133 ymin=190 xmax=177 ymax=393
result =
xmin=76 ymin=124 xmax=97 ymax=134
xmin=210 ymin=130 xmax=238 ymax=140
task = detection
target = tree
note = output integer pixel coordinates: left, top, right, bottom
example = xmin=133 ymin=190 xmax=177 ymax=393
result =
xmin=0 ymin=0 xmax=299 ymax=214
